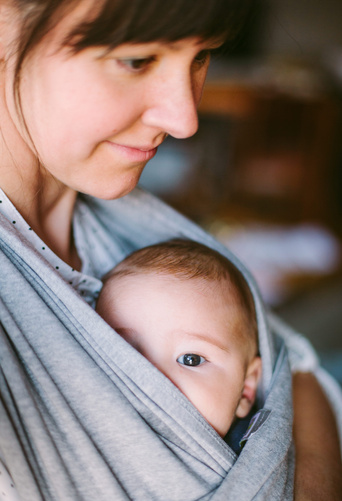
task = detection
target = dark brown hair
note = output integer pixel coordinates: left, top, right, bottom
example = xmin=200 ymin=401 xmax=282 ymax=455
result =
xmin=13 ymin=0 xmax=254 ymax=84
xmin=104 ymin=238 xmax=258 ymax=348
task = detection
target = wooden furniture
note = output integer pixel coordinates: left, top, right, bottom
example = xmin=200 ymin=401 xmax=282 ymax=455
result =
xmin=198 ymin=77 xmax=341 ymax=226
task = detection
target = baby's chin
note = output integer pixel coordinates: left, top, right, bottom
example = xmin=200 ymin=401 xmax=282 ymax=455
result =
xmin=207 ymin=417 xmax=234 ymax=438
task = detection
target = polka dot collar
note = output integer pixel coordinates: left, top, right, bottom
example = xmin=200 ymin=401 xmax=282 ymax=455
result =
xmin=0 ymin=188 xmax=102 ymax=306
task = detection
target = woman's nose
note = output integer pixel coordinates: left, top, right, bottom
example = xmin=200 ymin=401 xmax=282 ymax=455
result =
xmin=142 ymin=71 xmax=202 ymax=139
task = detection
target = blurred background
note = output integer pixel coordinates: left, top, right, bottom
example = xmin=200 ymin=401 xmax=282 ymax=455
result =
xmin=139 ymin=0 xmax=342 ymax=384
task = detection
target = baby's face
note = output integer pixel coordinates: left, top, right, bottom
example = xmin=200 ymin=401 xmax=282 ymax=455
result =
xmin=97 ymin=273 xmax=261 ymax=437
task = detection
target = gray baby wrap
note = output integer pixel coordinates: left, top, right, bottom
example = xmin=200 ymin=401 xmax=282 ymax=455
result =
xmin=0 ymin=187 xmax=337 ymax=500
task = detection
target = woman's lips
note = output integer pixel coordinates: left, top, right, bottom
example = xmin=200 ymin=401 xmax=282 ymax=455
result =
xmin=105 ymin=141 xmax=158 ymax=162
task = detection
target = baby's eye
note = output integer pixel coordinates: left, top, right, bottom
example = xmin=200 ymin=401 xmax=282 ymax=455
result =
xmin=177 ymin=354 xmax=206 ymax=367
xmin=117 ymin=56 xmax=156 ymax=72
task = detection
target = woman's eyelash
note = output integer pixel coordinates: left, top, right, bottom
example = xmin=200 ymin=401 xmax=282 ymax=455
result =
xmin=193 ymin=50 xmax=211 ymax=67
xmin=117 ymin=51 xmax=210 ymax=72
xmin=117 ymin=56 xmax=156 ymax=71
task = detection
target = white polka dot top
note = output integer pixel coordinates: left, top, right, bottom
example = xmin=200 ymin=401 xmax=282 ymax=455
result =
xmin=0 ymin=188 xmax=103 ymax=306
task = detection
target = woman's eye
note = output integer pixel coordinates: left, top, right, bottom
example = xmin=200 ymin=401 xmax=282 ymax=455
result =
xmin=177 ymin=354 xmax=206 ymax=367
xmin=118 ymin=56 xmax=155 ymax=72
xmin=193 ymin=50 xmax=211 ymax=68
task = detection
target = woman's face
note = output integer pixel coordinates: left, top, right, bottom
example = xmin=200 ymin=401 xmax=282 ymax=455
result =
xmin=3 ymin=3 xmax=218 ymax=200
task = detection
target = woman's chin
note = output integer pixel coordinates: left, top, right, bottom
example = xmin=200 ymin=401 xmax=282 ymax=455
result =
xmin=84 ymin=174 xmax=144 ymax=201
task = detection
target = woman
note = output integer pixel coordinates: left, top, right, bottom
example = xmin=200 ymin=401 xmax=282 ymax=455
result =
xmin=0 ymin=0 xmax=341 ymax=499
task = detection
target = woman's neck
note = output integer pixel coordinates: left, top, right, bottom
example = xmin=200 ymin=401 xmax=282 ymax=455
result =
xmin=29 ymin=186 xmax=81 ymax=270
xmin=0 ymin=164 xmax=81 ymax=270
xmin=0 ymin=101 xmax=81 ymax=269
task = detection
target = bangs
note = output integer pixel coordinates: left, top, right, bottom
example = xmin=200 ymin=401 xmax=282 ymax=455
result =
xmin=66 ymin=0 xmax=253 ymax=51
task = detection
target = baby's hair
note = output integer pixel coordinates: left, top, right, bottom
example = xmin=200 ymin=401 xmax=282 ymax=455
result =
xmin=104 ymin=239 xmax=258 ymax=351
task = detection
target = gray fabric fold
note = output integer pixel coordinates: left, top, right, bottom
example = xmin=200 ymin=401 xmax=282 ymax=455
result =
xmin=0 ymin=188 xmax=297 ymax=500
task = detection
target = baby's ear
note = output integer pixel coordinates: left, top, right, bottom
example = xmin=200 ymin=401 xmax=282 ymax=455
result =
xmin=236 ymin=356 xmax=262 ymax=419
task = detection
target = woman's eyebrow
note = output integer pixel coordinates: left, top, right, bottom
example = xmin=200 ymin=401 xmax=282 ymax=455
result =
xmin=202 ymin=36 xmax=226 ymax=50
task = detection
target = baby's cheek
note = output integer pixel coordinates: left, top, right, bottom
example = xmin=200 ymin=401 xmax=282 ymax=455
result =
xmin=193 ymin=371 xmax=244 ymax=436
xmin=201 ymin=393 xmax=237 ymax=437
xmin=171 ymin=371 xmax=227 ymax=434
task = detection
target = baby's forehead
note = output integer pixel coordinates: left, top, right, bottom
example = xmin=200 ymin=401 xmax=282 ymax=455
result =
xmin=109 ymin=269 xmax=233 ymax=297
xmin=107 ymin=269 xmax=247 ymax=314
xmin=107 ymin=270 xmax=257 ymax=351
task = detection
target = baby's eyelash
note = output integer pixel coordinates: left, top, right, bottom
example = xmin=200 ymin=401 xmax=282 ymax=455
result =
xmin=177 ymin=354 xmax=207 ymax=367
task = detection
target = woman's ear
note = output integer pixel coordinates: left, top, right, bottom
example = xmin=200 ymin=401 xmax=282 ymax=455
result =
xmin=236 ymin=356 xmax=262 ymax=419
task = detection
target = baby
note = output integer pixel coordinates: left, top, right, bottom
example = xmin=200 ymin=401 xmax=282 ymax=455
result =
xmin=96 ymin=239 xmax=262 ymax=438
